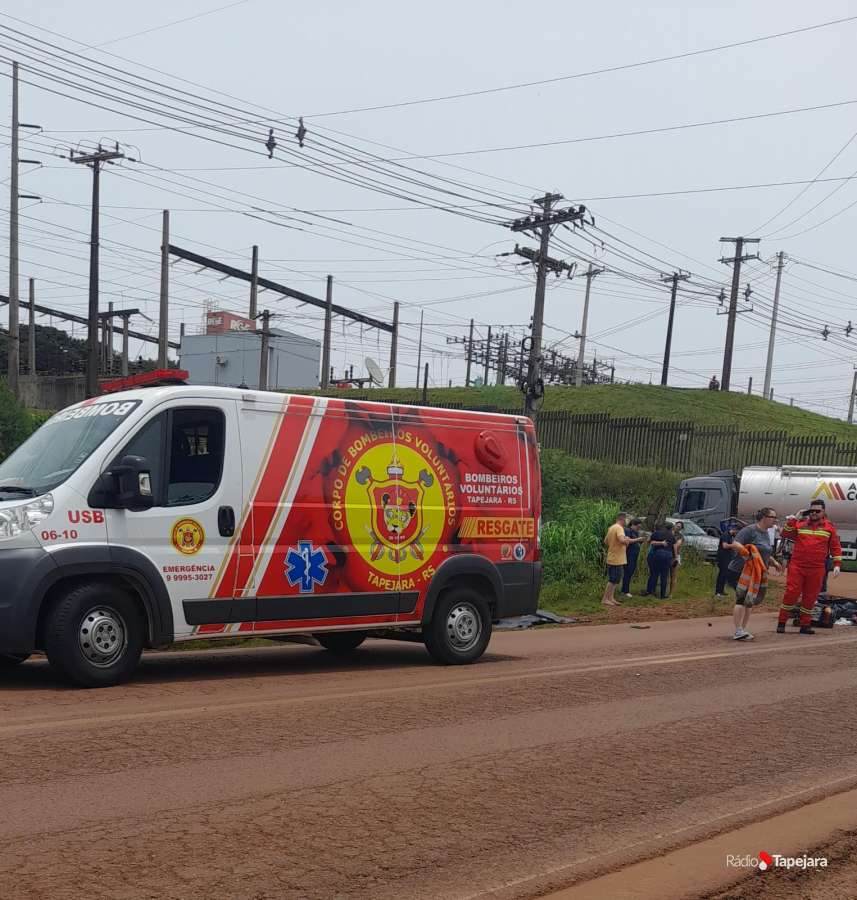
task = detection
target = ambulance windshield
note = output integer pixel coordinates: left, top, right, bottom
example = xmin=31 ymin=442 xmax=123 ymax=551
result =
xmin=0 ymin=399 xmax=141 ymax=497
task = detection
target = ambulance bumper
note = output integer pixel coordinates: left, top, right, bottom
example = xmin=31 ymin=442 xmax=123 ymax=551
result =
xmin=0 ymin=547 xmax=56 ymax=654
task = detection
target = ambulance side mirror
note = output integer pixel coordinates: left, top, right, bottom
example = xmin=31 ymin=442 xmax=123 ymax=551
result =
xmin=89 ymin=455 xmax=154 ymax=511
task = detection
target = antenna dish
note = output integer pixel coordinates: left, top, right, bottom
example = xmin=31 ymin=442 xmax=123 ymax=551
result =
xmin=365 ymin=357 xmax=385 ymax=386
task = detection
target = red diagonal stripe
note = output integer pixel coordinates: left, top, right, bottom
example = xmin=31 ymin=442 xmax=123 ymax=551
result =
xmin=211 ymin=396 xmax=314 ymax=598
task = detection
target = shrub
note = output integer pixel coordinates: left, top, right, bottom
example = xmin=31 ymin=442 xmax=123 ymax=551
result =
xmin=0 ymin=382 xmax=36 ymax=462
xmin=540 ymin=449 xmax=683 ymax=521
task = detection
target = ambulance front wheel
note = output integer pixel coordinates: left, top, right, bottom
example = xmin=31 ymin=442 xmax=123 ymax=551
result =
xmin=424 ymin=588 xmax=492 ymax=665
xmin=314 ymin=631 xmax=367 ymax=654
xmin=44 ymin=582 xmax=145 ymax=688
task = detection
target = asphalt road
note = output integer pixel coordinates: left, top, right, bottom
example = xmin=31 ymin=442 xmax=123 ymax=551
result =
xmin=2 ymin=614 xmax=857 ymax=900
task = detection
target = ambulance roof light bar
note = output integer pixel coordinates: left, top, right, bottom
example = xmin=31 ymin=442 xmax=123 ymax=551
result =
xmin=100 ymin=369 xmax=189 ymax=394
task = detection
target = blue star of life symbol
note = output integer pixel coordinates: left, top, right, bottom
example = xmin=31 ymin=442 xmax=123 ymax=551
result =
xmin=285 ymin=540 xmax=329 ymax=593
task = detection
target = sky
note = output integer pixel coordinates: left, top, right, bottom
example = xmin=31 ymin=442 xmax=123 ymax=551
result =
xmin=2 ymin=0 xmax=857 ymax=416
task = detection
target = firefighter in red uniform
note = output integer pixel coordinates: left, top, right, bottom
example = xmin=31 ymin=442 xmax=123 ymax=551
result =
xmin=777 ymin=498 xmax=842 ymax=634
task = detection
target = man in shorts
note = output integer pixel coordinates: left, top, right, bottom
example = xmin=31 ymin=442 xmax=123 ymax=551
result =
xmin=602 ymin=512 xmax=643 ymax=607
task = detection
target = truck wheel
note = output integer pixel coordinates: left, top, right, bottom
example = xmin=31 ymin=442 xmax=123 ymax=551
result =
xmin=314 ymin=631 xmax=366 ymax=654
xmin=44 ymin=583 xmax=144 ymax=688
xmin=424 ymin=588 xmax=492 ymax=665
xmin=0 ymin=653 xmax=29 ymax=667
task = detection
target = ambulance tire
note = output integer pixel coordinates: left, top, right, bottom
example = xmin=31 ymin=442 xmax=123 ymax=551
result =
xmin=424 ymin=588 xmax=492 ymax=665
xmin=0 ymin=653 xmax=29 ymax=667
xmin=314 ymin=631 xmax=367 ymax=654
xmin=44 ymin=583 xmax=145 ymax=688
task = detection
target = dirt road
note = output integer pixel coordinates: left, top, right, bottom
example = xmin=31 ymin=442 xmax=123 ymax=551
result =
xmin=2 ymin=614 xmax=857 ymax=899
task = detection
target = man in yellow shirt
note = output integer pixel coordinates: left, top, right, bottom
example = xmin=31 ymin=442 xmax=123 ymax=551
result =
xmin=603 ymin=512 xmax=642 ymax=607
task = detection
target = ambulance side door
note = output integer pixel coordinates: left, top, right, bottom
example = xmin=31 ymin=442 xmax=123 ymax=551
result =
xmin=102 ymin=400 xmax=244 ymax=637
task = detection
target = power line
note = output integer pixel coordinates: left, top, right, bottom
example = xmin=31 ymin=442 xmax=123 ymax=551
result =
xmin=303 ymin=15 xmax=857 ymax=117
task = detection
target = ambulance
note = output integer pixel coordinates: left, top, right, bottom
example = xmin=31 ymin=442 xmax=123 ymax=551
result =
xmin=0 ymin=379 xmax=542 ymax=687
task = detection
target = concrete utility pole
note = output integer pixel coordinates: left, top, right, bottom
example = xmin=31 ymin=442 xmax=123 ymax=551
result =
xmin=70 ymin=143 xmax=124 ymax=397
xmin=258 ymin=309 xmax=270 ymax=390
xmin=465 ymin=318 xmax=474 ymax=387
xmin=422 ymin=362 xmax=429 ymax=404
xmin=748 ymin=376 xmax=753 ymax=395
xmin=388 ymin=301 xmax=399 ymax=388
xmin=719 ymin=236 xmax=760 ymax=391
xmin=483 ymin=325 xmax=492 ymax=385
xmin=249 ymin=244 xmax=259 ymax=321
xmin=158 ymin=209 xmax=169 ymax=369
xmin=509 ymin=196 xmax=584 ymax=411
xmin=27 ymin=278 xmax=35 ymax=375
xmin=763 ymin=251 xmax=785 ymax=399
xmin=848 ymin=369 xmax=857 ymax=425
xmin=121 ymin=314 xmax=130 ymax=376
xmin=415 ymin=309 xmax=424 ymax=389
xmin=7 ymin=62 xmax=20 ymax=397
xmin=577 ymin=264 xmax=603 ymax=388
xmin=660 ymin=270 xmax=690 ymax=386
xmin=321 ymin=275 xmax=333 ymax=388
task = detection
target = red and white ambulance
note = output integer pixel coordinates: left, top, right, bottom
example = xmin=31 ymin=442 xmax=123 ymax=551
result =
xmin=0 ymin=383 xmax=542 ymax=686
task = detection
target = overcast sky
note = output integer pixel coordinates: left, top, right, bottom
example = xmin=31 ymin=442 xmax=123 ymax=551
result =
xmin=3 ymin=0 xmax=857 ymax=416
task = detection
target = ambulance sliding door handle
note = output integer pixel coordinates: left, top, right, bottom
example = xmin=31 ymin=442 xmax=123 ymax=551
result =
xmin=218 ymin=506 xmax=236 ymax=537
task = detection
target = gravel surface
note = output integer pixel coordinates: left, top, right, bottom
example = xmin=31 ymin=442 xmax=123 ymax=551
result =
xmin=1 ymin=613 xmax=856 ymax=899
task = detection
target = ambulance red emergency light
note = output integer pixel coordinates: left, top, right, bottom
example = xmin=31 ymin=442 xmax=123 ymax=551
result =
xmin=0 ymin=382 xmax=541 ymax=687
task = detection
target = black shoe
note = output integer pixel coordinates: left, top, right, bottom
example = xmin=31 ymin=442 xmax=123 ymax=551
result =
xmin=799 ymin=626 xmax=816 ymax=635
xmin=776 ymin=623 xmax=786 ymax=634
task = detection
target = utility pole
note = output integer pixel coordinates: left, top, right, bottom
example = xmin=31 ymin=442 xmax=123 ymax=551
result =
xmin=763 ymin=251 xmax=785 ymax=399
xmin=27 ymin=278 xmax=35 ymax=376
xmin=70 ymin=142 xmax=124 ymax=397
xmin=121 ymin=314 xmax=130 ymax=376
xmin=509 ymin=195 xmax=585 ymax=415
xmin=719 ymin=236 xmax=760 ymax=391
xmin=576 ymin=264 xmax=603 ymax=388
xmin=848 ymin=369 xmax=857 ymax=425
xmin=249 ymin=244 xmax=259 ymax=321
xmin=422 ymin=362 xmax=429 ymax=404
xmin=158 ymin=209 xmax=169 ymax=369
xmin=321 ymin=275 xmax=333 ymax=388
xmin=106 ymin=300 xmax=114 ymax=374
xmin=498 ymin=332 xmax=509 ymax=386
xmin=415 ymin=309 xmax=424 ymax=389
xmin=7 ymin=62 xmax=20 ymax=397
xmin=660 ymin=270 xmax=690 ymax=386
xmin=483 ymin=325 xmax=492 ymax=385
xmin=258 ymin=309 xmax=270 ymax=390
xmin=388 ymin=301 xmax=399 ymax=388
xmin=465 ymin=318 xmax=474 ymax=387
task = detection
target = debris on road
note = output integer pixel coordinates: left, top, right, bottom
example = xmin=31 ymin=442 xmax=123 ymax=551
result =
xmin=496 ymin=610 xmax=577 ymax=630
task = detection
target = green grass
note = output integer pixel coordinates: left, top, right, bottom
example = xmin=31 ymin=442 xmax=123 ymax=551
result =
xmin=312 ymin=383 xmax=857 ymax=440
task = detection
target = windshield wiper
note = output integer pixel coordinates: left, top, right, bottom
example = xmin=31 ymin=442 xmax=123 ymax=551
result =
xmin=0 ymin=485 xmax=36 ymax=496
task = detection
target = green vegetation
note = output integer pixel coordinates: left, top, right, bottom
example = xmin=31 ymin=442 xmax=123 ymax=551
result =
xmin=0 ymin=383 xmax=40 ymax=462
xmin=541 ymin=449 xmax=682 ymax=521
xmin=538 ymin=496 xmax=716 ymax=616
xmin=314 ymin=383 xmax=857 ymax=440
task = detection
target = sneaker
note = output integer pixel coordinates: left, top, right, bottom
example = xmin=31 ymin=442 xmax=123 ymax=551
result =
xmin=624 ymin=593 xmax=633 ymax=599
xmin=799 ymin=626 xmax=816 ymax=635
xmin=742 ymin=631 xmax=754 ymax=641
xmin=733 ymin=630 xmax=750 ymax=640
xmin=714 ymin=593 xmax=724 ymax=598
xmin=776 ymin=623 xmax=786 ymax=634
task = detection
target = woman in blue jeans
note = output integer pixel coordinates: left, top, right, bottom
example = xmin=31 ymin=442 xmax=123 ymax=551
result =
xmin=645 ymin=522 xmax=675 ymax=599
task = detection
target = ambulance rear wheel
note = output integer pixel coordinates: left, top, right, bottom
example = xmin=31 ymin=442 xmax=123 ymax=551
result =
xmin=424 ymin=589 xmax=491 ymax=665
xmin=0 ymin=653 xmax=29 ymax=667
xmin=314 ymin=631 xmax=367 ymax=654
xmin=45 ymin=583 xmax=144 ymax=688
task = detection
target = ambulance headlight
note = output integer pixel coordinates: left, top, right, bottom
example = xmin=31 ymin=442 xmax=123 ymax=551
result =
xmin=0 ymin=494 xmax=54 ymax=539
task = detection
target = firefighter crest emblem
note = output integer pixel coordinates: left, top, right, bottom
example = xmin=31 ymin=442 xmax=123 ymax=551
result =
xmin=344 ymin=441 xmax=445 ymax=576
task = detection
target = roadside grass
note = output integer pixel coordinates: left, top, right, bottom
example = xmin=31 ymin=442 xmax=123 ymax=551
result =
xmin=311 ymin=383 xmax=857 ymax=439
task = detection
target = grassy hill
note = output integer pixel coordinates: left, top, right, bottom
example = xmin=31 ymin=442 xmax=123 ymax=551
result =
xmin=317 ymin=384 xmax=857 ymax=441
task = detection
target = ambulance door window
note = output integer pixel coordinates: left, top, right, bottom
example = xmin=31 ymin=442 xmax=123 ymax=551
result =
xmin=166 ymin=408 xmax=226 ymax=507
xmin=115 ymin=414 xmax=166 ymax=502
